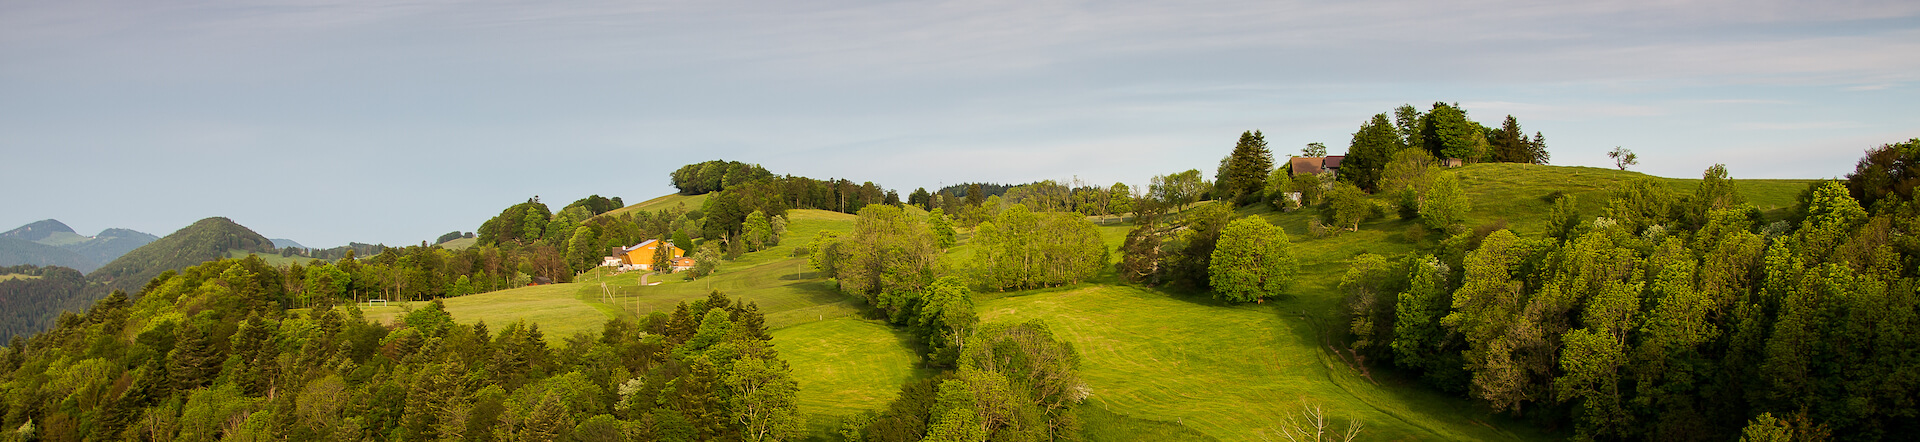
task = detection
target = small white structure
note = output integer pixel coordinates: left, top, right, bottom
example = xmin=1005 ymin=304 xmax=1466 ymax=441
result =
xmin=602 ymin=256 xmax=624 ymax=267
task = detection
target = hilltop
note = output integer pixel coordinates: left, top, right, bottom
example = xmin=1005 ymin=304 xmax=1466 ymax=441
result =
xmin=0 ymin=219 xmax=159 ymax=273
xmin=90 ymin=216 xmax=276 ymax=292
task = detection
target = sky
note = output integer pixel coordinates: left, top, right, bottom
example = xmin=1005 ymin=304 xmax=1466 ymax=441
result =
xmin=3 ymin=0 xmax=1917 ymax=248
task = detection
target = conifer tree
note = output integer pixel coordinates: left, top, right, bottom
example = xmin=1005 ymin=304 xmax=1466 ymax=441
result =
xmin=1216 ymin=130 xmax=1275 ymax=206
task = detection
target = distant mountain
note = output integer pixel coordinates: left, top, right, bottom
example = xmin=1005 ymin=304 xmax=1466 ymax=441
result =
xmin=270 ymin=238 xmax=306 ymax=249
xmin=90 ymin=217 xmax=275 ymax=293
xmin=67 ymin=228 xmax=159 ymax=266
xmin=0 ymin=220 xmax=160 ymax=273
xmin=0 ymin=237 xmax=98 ymax=272
xmin=1 ymin=219 xmax=75 ymax=242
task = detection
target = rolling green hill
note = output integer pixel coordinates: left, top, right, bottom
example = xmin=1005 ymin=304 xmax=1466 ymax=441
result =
xmin=90 ymin=216 xmax=276 ymax=293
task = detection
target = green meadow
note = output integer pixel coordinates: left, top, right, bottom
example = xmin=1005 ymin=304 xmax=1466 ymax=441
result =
xmin=345 ymin=166 xmax=1814 ymax=440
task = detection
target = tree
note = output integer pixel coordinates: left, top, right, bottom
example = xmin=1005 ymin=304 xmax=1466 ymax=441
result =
xmin=1421 ymin=103 xmax=1485 ymax=161
xmin=1608 ymin=147 xmax=1638 ymax=171
xmin=1265 ymin=168 xmax=1297 ymax=210
xmin=929 ymin=209 xmax=956 ymax=249
xmin=1844 ymin=137 xmax=1920 ymax=210
xmin=1486 ymin=115 xmax=1547 ymax=164
xmin=1391 ymin=256 xmax=1450 ymax=371
xmin=908 ymin=187 xmax=932 ymax=209
xmin=1269 ymin=400 xmax=1363 ymax=442
xmin=1302 ymin=142 xmax=1328 ymax=157
xmin=1150 ymin=169 xmax=1207 ymax=210
xmin=917 ymin=276 xmax=977 ymax=366
xmin=819 ymin=205 xmax=939 ymax=321
xmin=725 ymin=356 xmax=804 ymax=442
xmin=1107 ymin=182 xmax=1135 ymax=219
xmin=1323 ymin=182 xmax=1372 ymax=231
xmin=673 ymin=230 xmax=695 ymax=253
xmin=743 ymin=210 xmax=772 ymax=252
xmin=973 ymin=205 xmax=1105 ymax=291
xmin=1343 ymin=113 xmax=1403 ymax=191
xmin=565 ymin=226 xmax=598 ymax=273
xmin=1419 ymin=173 xmax=1469 ymax=232
xmin=1208 ymin=216 xmax=1297 ymax=303
xmin=1217 ymin=130 xmax=1276 ymax=205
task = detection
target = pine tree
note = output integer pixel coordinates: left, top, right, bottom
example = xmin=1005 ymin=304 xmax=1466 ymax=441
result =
xmin=1217 ymin=130 xmax=1275 ymax=206
xmin=1344 ymin=113 xmax=1403 ymax=191
xmin=168 ymin=321 xmax=220 ymax=392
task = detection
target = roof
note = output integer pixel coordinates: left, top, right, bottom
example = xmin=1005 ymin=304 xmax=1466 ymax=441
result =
xmin=625 ymin=239 xmax=659 ymax=251
xmin=1289 ymin=157 xmax=1324 ymax=175
xmin=1323 ymin=156 xmax=1344 ymax=169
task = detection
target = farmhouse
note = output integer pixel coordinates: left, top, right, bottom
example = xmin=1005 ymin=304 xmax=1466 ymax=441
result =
xmin=606 ymin=239 xmax=686 ymax=271
xmin=1288 ymin=155 xmax=1344 ymax=177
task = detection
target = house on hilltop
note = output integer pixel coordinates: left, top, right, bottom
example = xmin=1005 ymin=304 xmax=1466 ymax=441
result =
xmin=1288 ymin=155 xmax=1345 ymax=177
xmin=606 ymin=239 xmax=687 ymax=271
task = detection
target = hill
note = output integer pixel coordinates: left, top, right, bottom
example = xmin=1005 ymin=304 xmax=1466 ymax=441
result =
xmin=90 ymin=216 xmax=276 ymax=293
xmin=0 ymin=220 xmax=160 ymax=273
xmin=269 ymin=238 xmax=306 ymax=249
xmin=65 ymin=228 xmax=159 ymax=266
xmin=0 ymin=237 xmax=96 ymax=273
xmin=1 ymin=219 xmax=75 ymax=242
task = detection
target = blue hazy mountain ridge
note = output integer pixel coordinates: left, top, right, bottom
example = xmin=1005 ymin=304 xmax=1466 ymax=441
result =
xmin=0 ymin=219 xmax=159 ymax=273
xmin=0 ymin=237 xmax=97 ymax=272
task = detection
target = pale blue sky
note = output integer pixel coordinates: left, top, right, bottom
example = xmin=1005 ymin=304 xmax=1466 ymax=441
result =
xmin=3 ymin=0 xmax=1916 ymax=247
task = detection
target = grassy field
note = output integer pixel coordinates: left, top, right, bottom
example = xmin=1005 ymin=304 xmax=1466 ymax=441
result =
xmin=978 ymin=285 xmax=1546 ymax=441
xmin=1452 ymin=163 xmax=1817 ymax=236
xmin=0 ymin=273 xmax=42 ymax=281
xmin=572 ymin=209 xmax=865 ymax=329
xmin=771 ymin=318 xmax=931 ymax=426
xmin=600 ymin=193 xmax=710 ymax=219
xmin=360 ymin=282 xmax=615 ymax=338
xmin=437 ymin=237 xmax=477 ymax=250
xmin=227 ymin=250 xmax=324 ymax=267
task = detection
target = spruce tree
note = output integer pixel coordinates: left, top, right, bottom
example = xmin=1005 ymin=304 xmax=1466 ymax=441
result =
xmin=1217 ymin=130 xmax=1275 ymax=206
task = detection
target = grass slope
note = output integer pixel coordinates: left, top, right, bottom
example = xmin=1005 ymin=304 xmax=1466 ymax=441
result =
xmin=771 ymin=318 xmax=930 ymax=421
xmin=573 ymin=209 xmax=863 ymax=330
xmin=361 ymin=282 xmax=612 ymax=339
xmin=601 ymin=193 xmax=710 ymax=219
xmin=1451 ymin=163 xmax=1816 ymax=236
xmin=979 ymin=286 xmax=1544 ymax=441
xmin=437 ymin=237 xmax=478 ymax=250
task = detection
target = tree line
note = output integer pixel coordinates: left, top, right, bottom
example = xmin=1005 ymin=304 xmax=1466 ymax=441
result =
xmin=1330 ymin=141 xmax=1920 ymax=440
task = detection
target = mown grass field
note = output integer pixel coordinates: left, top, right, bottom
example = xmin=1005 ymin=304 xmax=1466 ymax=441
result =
xmin=979 ymin=285 xmax=1546 ymax=441
xmin=770 ymin=318 xmax=931 ymax=429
